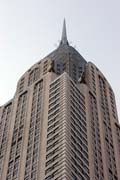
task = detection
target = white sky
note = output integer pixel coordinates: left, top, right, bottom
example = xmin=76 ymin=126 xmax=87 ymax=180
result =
xmin=0 ymin=0 xmax=120 ymax=119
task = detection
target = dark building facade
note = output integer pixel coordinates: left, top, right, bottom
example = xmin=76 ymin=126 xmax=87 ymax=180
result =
xmin=0 ymin=20 xmax=120 ymax=180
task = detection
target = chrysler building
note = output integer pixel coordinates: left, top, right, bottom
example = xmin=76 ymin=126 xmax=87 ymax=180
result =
xmin=0 ymin=20 xmax=120 ymax=180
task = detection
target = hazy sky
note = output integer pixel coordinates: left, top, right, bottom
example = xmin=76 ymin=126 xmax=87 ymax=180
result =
xmin=0 ymin=0 xmax=120 ymax=118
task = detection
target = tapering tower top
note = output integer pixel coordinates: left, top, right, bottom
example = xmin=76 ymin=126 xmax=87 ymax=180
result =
xmin=60 ymin=19 xmax=69 ymax=45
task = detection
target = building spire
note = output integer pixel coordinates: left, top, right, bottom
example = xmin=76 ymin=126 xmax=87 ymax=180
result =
xmin=60 ymin=19 xmax=69 ymax=45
